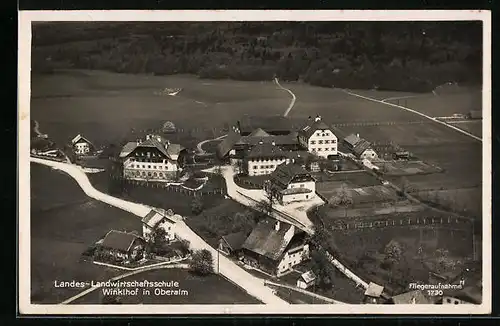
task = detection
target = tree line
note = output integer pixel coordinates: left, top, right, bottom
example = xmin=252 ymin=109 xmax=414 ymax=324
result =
xmin=32 ymin=21 xmax=482 ymax=92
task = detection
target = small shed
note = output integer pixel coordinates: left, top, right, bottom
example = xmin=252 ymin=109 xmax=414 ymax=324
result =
xmin=297 ymin=270 xmax=317 ymax=289
xmin=363 ymin=282 xmax=385 ymax=304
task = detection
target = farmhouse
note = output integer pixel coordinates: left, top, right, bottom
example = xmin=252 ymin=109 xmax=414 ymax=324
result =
xmin=141 ymin=208 xmax=178 ymax=243
xmin=99 ymin=230 xmax=147 ymax=262
xmin=296 ymin=270 xmax=317 ymax=289
xmin=245 ymin=141 xmax=291 ymax=176
xmin=119 ymin=134 xmax=184 ymax=182
xmin=71 ymin=134 xmax=94 ymax=156
xmin=265 ymin=162 xmax=316 ymax=205
xmin=298 ymin=115 xmax=338 ymax=159
xmin=240 ymin=218 xmax=310 ymax=277
xmin=218 ymin=231 xmax=248 ymax=256
xmin=343 ymin=134 xmax=378 ymax=160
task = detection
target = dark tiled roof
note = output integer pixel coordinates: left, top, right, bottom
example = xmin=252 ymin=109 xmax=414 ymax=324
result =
xmin=236 ymin=133 xmax=299 ymax=147
xmin=221 ymin=231 xmax=248 ymax=251
xmin=216 ymin=130 xmax=242 ymax=158
xmin=352 ymin=139 xmax=372 ymax=157
xmin=344 ymin=134 xmax=362 ymax=147
xmin=238 ymin=115 xmax=293 ymax=134
xmin=247 ymin=143 xmax=287 ymax=159
xmin=269 ymin=162 xmax=311 ymax=188
xmin=242 ymin=218 xmax=298 ymax=261
xmin=298 ymin=118 xmax=332 ymax=139
xmin=101 ymin=230 xmax=142 ymax=252
xmin=120 ymin=135 xmax=183 ymax=160
xmin=71 ymin=134 xmax=94 ymax=146
xmin=248 ymin=128 xmax=270 ymax=137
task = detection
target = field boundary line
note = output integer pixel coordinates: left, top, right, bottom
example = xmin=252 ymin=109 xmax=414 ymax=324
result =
xmin=274 ymin=78 xmax=297 ymax=117
xmin=343 ymin=90 xmax=482 ymax=142
xmin=381 ymin=94 xmax=432 ymax=103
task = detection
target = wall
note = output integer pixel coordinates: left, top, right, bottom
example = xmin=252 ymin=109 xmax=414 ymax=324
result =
xmin=123 ymin=156 xmax=179 ymax=181
xmin=360 ymin=149 xmax=378 ymax=160
xmin=308 ymin=130 xmax=338 ymax=158
xmin=75 ymin=142 xmax=90 ymax=155
xmin=276 ymin=243 xmax=309 ymax=276
xmin=281 ymin=192 xmax=312 ymax=205
xmin=247 ymin=157 xmax=287 ymax=176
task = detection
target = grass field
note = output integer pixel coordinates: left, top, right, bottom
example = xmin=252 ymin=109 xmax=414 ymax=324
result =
xmin=31 ymin=70 xmax=290 ymax=148
xmin=30 ymin=163 xmax=143 ymax=304
xmin=448 ymin=120 xmax=483 ymax=138
xmin=72 ymin=268 xmax=261 ymax=304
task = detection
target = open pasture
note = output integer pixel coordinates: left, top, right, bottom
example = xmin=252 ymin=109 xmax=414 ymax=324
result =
xmin=377 ymin=160 xmax=442 ymax=176
xmin=31 ymin=164 xmax=143 ymax=304
xmin=414 ymin=188 xmax=482 ymax=220
xmin=386 ymin=88 xmax=482 ymax=117
xmin=30 ymin=70 xmax=290 ymax=147
xmin=447 ymin=120 xmax=483 ymax=138
xmin=283 ymin=83 xmax=427 ymax=123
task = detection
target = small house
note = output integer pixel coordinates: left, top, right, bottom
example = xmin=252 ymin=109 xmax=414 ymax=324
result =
xmin=393 ymin=151 xmax=411 ymax=160
xmin=297 ymin=115 xmax=338 ymax=159
xmin=218 ymin=231 xmax=248 ymax=256
xmin=265 ymin=162 xmax=316 ymax=205
xmin=390 ymin=290 xmax=432 ymax=304
xmin=344 ymin=134 xmax=378 ymax=160
xmin=363 ymin=282 xmax=385 ymax=304
xmin=245 ymin=141 xmax=289 ymax=176
xmin=141 ymin=209 xmax=177 ymax=243
xmin=297 ymin=270 xmax=317 ymax=289
xmin=99 ymin=230 xmax=147 ymax=262
xmin=240 ymin=218 xmax=309 ymax=277
xmin=71 ymin=134 xmax=94 ymax=156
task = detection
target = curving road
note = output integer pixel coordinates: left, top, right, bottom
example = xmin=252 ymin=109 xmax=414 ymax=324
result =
xmin=30 ymin=157 xmax=289 ymax=306
xmin=274 ymin=78 xmax=297 ymax=117
xmin=196 ymin=134 xmax=227 ymax=155
xmin=343 ymin=90 xmax=482 ymax=142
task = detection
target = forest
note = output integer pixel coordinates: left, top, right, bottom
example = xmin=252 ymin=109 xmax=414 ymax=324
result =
xmin=31 ymin=21 xmax=482 ymax=92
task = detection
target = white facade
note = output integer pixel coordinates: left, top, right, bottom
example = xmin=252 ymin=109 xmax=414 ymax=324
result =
xmin=287 ymin=180 xmax=315 ymax=193
xmin=74 ymin=142 xmax=90 ymax=155
xmin=123 ymin=157 xmax=179 ymax=181
xmin=299 ymin=129 xmax=338 ymax=158
xmin=143 ymin=219 xmax=176 ymax=242
xmin=276 ymin=243 xmax=310 ymax=276
xmin=360 ymin=148 xmax=378 ymax=160
xmin=247 ymin=157 xmax=288 ymax=176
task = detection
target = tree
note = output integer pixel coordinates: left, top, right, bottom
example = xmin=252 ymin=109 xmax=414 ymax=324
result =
xmin=256 ymin=182 xmax=280 ymax=218
xmin=148 ymin=227 xmax=169 ymax=255
xmin=310 ymin=248 xmax=335 ymax=289
xmin=191 ymin=196 xmax=204 ymax=215
xmin=178 ymin=239 xmax=191 ymax=255
xmin=384 ymin=240 xmax=403 ymax=265
xmin=189 ymin=249 xmax=214 ymax=275
xmin=329 ymin=183 xmax=353 ymax=218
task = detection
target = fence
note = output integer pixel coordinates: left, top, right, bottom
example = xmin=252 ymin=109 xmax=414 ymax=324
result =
xmin=328 ymin=214 xmax=473 ymax=232
xmin=123 ymin=179 xmax=225 ymax=197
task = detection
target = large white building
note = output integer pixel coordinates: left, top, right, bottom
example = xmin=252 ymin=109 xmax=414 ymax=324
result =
xmin=265 ymin=162 xmax=316 ymax=205
xmin=119 ymin=134 xmax=184 ymax=182
xmin=245 ymin=141 xmax=290 ymax=176
xmin=298 ymin=115 xmax=338 ymax=159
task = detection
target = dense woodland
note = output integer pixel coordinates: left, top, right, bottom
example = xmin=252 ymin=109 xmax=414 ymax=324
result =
xmin=32 ymin=21 xmax=482 ymax=92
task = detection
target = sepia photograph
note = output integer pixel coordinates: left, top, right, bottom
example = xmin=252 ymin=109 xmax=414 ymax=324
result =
xmin=18 ymin=10 xmax=491 ymax=315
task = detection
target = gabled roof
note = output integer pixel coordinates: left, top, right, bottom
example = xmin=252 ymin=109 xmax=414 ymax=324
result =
xmin=299 ymin=271 xmax=317 ymax=283
xmin=298 ymin=118 xmax=333 ymax=139
xmin=71 ymin=134 xmax=93 ymax=146
xmin=236 ymin=133 xmax=299 ymax=147
xmin=221 ymin=231 xmax=248 ymax=251
xmin=248 ymin=128 xmax=270 ymax=137
xmin=242 ymin=218 xmax=301 ymax=261
xmin=344 ymin=134 xmax=362 ymax=147
xmin=392 ymin=290 xmax=431 ymax=304
xmin=364 ymin=282 xmax=384 ymax=298
xmin=101 ymin=230 xmax=143 ymax=252
xmin=142 ymin=209 xmax=175 ymax=229
xmin=269 ymin=162 xmax=312 ymax=188
xmin=353 ymin=139 xmax=372 ymax=157
xmin=247 ymin=142 xmax=287 ymax=159
xmin=216 ymin=130 xmax=242 ymax=158
xmin=119 ymin=135 xmax=182 ymax=160
xmin=238 ymin=115 xmax=293 ymax=134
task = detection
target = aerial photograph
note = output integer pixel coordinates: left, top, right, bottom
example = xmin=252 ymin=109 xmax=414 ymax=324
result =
xmin=27 ymin=19 xmax=485 ymax=309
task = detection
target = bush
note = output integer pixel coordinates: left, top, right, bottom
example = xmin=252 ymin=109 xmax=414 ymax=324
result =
xmin=189 ymin=249 xmax=214 ymax=275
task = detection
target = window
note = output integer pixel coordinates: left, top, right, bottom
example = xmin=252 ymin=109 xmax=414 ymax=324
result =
xmin=147 ymin=172 xmax=152 ymax=177
xmin=318 ymin=140 xmax=323 ymax=144
xmin=130 ymin=165 xmax=134 ymax=168
xmin=318 ymin=148 xmax=322 ymax=151
xmin=153 ymin=172 xmax=157 ymax=177
xmin=300 ymin=184 xmax=304 ymax=188
xmin=142 ymin=165 xmax=145 ymax=168
xmin=306 ymin=195 xmax=309 ymax=199
xmin=159 ymin=173 xmax=163 ymax=177
xmin=253 ymin=166 xmax=258 ymax=169
xmin=148 ymin=165 xmax=151 ymax=169
xmin=332 ymin=139 xmax=337 ymax=143
xmin=325 ymin=140 xmax=330 ymax=144
xmin=310 ymin=140 xmax=316 ymax=144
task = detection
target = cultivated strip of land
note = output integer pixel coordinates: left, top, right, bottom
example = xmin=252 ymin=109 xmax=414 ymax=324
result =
xmin=274 ymin=78 xmax=297 ymax=117
xmin=343 ymin=90 xmax=482 ymax=142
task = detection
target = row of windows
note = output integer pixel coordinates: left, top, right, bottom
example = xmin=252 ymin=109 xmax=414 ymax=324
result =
xmin=134 ymin=152 xmax=163 ymax=158
xmin=129 ymin=164 xmax=172 ymax=170
xmin=310 ymin=139 xmax=337 ymax=145
xmin=130 ymin=158 xmax=165 ymax=163
xmin=289 ymin=184 xmax=305 ymax=188
xmin=252 ymin=165 xmax=275 ymax=170
xmin=249 ymin=158 xmax=285 ymax=163
xmin=311 ymin=147 xmax=336 ymax=152
xmin=129 ymin=171 xmax=167 ymax=178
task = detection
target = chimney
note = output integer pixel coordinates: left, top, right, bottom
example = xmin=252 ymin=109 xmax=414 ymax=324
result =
xmin=356 ymin=133 xmax=360 ymax=138
xmin=314 ymin=115 xmax=321 ymax=122
xmin=275 ymin=220 xmax=280 ymax=231
xmin=271 ymin=141 xmax=276 ymax=146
